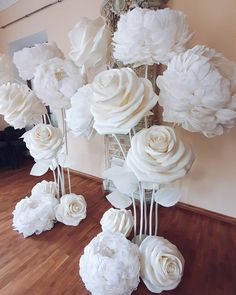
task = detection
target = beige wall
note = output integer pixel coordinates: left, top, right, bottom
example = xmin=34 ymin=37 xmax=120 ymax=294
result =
xmin=0 ymin=0 xmax=235 ymax=217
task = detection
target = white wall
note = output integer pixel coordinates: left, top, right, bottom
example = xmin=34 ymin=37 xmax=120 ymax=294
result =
xmin=0 ymin=0 xmax=235 ymax=217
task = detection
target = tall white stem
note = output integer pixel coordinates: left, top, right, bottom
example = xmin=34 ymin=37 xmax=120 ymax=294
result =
xmin=112 ymin=134 xmax=126 ymax=160
xmin=139 ymin=182 xmax=144 ymax=242
xmin=154 ymin=202 xmax=159 ymax=236
xmin=131 ymin=192 xmax=137 ymax=243
xmin=143 ymin=186 xmax=147 ymax=236
xmin=149 ymin=187 xmax=155 ymax=235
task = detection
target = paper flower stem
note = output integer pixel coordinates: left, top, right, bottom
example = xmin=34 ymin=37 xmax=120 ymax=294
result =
xmin=131 ymin=192 xmax=137 ymax=241
xmin=112 ymin=134 xmax=126 ymax=160
xmin=149 ymin=187 xmax=155 ymax=235
xmin=139 ymin=182 xmax=144 ymax=242
xmin=154 ymin=202 xmax=159 ymax=236
xmin=144 ymin=189 xmax=147 ymax=236
xmin=67 ymin=168 xmax=72 ymax=194
xmin=52 ymin=166 xmax=59 ymax=198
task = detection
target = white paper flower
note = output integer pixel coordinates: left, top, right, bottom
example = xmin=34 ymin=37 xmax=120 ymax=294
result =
xmin=22 ymin=123 xmax=63 ymax=161
xmin=0 ymin=83 xmax=46 ymax=129
xmin=113 ymin=7 xmax=192 ymax=66
xmin=0 ymin=53 xmax=13 ymax=85
xmin=31 ymin=180 xmax=58 ymax=197
xmin=127 ymin=125 xmax=194 ymax=184
xmin=55 ymin=194 xmax=86 ymax=226
xmin=91 ymin=67 xmax=158 ymax=134
xmin=79 ymin=231 xmax=140 ymax=295
xmin=100 ymin=208 xmax=134 ymax=237
xmin=12 ymin=193 xmax=59 ymax=238
xmin=66 ymin=84 xmax=95 ymax=139
xmin=33 ymin=57 xmax=85 ymax=109
xmin=69 ymin=17 xmax=111 ymax=70
xmin=139 ymin=236 xmax=184 ymax=293
xmin=13 ymin=42 xmax=64 ymax=80
xmin=156 ymin=45 xmax=236 ymax=137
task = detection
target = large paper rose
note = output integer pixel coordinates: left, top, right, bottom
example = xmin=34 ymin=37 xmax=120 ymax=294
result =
xmin=22 ymin=124 xmax=63 ymax=161
xmin=31 ymin=180 xmax=58 ymax=197
xmin=156 ymin=45 xmax=236 ymax=137
xmin=91 ymin=67 xmax=158 ymax=134
xmin=79 ymin=232 xmax=140 ymax=295
xmin=13 ymin=42 xmax=64 ymax=80
xmin=12 ymin=193 xmax=59 ymax=238
xmin=113 ymin=7 xmax=192 ymax=66
xmin=55 ymin=194 xmax=87 ymax=226
xmin=139 ymin=236 xmax=184 ymax=293
xmin=126 ymin=125 xmax=194 ymax=184
xmin=69 ymin=17 xmax=111 ymax=70
xmin=0 ymin=53 xmax=13 ymax=85
xmin=100 ymin=208 xmax=134 ymax=237
xmin=0 ymin=83 xmax=46 ymax=129
xmin=66 ymin=85 xmax=95 ymax=139
xmin=33 ymin=57 xmax=85 ymax=109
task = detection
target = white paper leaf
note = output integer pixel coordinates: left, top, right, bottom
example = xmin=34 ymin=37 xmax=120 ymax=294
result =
xmin=154 ymin=187 xmax=182 ymax=207
xmin=103 ymin=166 xmax=138 ymax=194
xmin=30 ymin=161 xmax=50 ymax=176
xmin=106 ymin=190 xmax=132 ymax=209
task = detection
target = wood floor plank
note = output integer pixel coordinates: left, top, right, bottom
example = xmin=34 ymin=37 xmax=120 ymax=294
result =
xmin=0 ymin=161 xmax=235 ymax=295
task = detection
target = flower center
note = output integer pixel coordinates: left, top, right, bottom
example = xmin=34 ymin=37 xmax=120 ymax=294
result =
xmin=149 ymin=135 xmax=168 ymax=153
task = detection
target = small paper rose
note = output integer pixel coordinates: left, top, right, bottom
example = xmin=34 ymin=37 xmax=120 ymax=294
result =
xmin=31 ymin=180 xmax=58 ymax=197
xmin=22 ymin=123 xmax=63 ymax=161
xmin=66 ymin=84 xmax=95 ymax=139
xmin=69 ymin=17 xmax=111 ymax=70
xmin=0 ymin=53 xmax=13 ymax=85
xmin=12 ymin=193 xmax=59 ymax=238
xmin=0 ymin=83 xmax=46 ymax=129
xmin=113 ymin=7 xmax=192 ymax=67
xmin=79 ymin=231 xmax=140 ymax=295
xmin=55 ymin=194 xmax=87 ymax=226
xmin=33 ymin=57 xmax=85 ymax=109
xmin=127 ymin=125 xmax=194 ymax=184
xmin=100 ymin=208 xmax=134 ymax=237
xmin=91 ymin=67 xmax=158 ymax=134
xmin=13 ymin=42 xmax=64 ymax=80
xmin=156 ymin=45 xmax=236 ymax=137
xmin=139 ymin=236 xmax=184 ymax=293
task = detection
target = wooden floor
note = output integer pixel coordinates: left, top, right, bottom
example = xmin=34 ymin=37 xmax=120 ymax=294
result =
xmin=0 ymin=161 xmax=235 ymax=295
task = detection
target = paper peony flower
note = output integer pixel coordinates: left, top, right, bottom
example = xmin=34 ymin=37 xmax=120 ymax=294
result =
xmin=113 ymin=7 xmax=192 ymax=66
xmin=22 ymin=123 xmax=63 ymax=161
xmin=156 ymin=45 xmax=236 ymax=137
xmin=12 ymin=193 xmax=59 ymax=238
xmin=91 ymin=67 xmax=158 ymax=134
xmin=100 ymin=208 xmax=134 ymax=237
xmin=13 ymin=42 xmax=64 ymax=80
xmin=0 ymin=83 xmax=46 ymax=129
xmin=79 ymin=232 xmax=140 ymax=295
xmin=66 ymin=84 xmax=95 ymax=139
xmin=55 ymin=194 xmax=87 ymax=226
xmin=126 ymin=125 xmax=194 ymax=184
xmin=31 ymin=180 xmax=58 ymax=197
xmin=0 ymin=53 xmax=13 ymax=85
xmin=33 ymin=57 xmax=85 ymax=109
xmin=139 ymin=236 xmax=184 ymax=293
xmin=69 ymin=17 xmax=111 ymax=70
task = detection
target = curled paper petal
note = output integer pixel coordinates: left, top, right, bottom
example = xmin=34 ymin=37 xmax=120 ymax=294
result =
xmin=106 ymin=190 xmax=132 ymax=209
